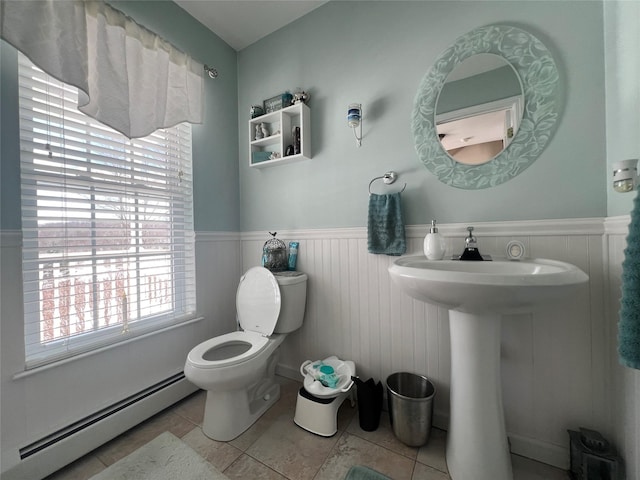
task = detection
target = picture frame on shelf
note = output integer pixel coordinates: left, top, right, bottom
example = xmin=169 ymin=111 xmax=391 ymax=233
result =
xmin=263 ymin=95 xmax=283 ymax=114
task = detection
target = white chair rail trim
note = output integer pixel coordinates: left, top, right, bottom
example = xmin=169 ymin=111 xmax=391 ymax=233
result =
xmin=240 ymin=217 xmax=607 ymax=242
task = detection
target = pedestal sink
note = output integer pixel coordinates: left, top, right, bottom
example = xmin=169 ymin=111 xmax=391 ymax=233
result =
xmin=388 ymin=256 xmax=588 ymax=480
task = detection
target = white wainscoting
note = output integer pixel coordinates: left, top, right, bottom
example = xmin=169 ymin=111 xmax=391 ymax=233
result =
xmin=3 ymin=222 xmax=638 ymax=476
xmin=195 ymin=231 xmax=243 ymax=338
xmin=242 ymin=219 xmax=609 ymax=469
xmin=0 ymin=231 xmax=241 ymax=479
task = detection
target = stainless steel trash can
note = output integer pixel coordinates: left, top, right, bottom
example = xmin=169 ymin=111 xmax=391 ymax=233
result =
xmin=386 ymin=372 xmax=435 ymax=447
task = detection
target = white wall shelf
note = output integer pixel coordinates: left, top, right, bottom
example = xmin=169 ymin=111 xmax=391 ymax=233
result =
xmin=249 ymin=103 xmax=310 ymax=168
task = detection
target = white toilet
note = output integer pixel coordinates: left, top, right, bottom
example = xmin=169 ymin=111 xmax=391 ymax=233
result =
xmin=184 ymin=267 xmax=307 ymax=441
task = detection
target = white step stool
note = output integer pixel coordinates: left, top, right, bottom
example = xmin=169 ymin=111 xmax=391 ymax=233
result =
xmin=293 ymin=356 xmax=356 ymax=437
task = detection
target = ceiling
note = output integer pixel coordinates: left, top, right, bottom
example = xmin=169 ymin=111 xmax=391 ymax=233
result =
xmin=174 ymin=0 xmax=328 ymax=51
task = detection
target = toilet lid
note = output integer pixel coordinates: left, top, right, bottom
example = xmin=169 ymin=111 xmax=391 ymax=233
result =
xmin=236 ymin=267 xmax=281 ymax=336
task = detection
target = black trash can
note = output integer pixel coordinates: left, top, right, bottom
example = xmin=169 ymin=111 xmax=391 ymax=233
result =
xmin=386 ymin=372 xmax=435 ymax=447
xmin=353 ymin=377 xmax=383 ymax=431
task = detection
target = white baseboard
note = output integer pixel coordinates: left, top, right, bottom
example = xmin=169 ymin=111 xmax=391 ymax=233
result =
xmin=508 ymin=433 xmax=569 ymax=469
xmin=275 ymin=363 xmax=300 ymax=381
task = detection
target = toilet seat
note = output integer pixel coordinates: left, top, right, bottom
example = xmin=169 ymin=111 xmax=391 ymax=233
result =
xmin=187 ymin=331 xmax=270 ymax=368
xmin=188 ymin=267 xmax=283 ymax=370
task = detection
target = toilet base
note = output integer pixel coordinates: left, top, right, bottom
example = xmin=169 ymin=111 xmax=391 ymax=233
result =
xmin=294 ymin=387 xmax=355 ymax=437
xmin=202 ymin=380 xmax=280 ymax=441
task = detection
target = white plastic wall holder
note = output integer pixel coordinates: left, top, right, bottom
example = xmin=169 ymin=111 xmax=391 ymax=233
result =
xmin=347 ymin=103 xmax=362 ymax=147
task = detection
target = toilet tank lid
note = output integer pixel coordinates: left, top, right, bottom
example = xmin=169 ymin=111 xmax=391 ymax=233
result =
xmin=273 ymin=271 xmax=308 ymax=285
xmin=236 ymin=267 xmax=281 ymax=336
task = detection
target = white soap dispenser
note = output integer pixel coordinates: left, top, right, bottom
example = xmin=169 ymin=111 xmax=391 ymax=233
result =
xmin=424 ymin=220 xmax=446 ymax=260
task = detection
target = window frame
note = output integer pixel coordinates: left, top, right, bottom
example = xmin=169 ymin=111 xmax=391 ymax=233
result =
xmin=17 ymin=53 xmax=197 ymax=368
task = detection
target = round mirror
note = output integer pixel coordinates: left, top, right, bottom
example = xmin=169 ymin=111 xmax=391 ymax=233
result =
xmin=412 ymin=25 xmax=560 ymax=189
xmin=436 ymin=54 xmax=523 ymax=166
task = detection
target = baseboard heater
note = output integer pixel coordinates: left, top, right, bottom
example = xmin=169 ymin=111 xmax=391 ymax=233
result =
xmin=19 ymin=372 xmax=186 ymax=460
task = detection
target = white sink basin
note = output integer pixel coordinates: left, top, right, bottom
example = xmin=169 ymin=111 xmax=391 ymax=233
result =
xmin=388 ymin=255 xmax=588 ymax=480
xmin=388 ymin=256 xmax=588 ymax=313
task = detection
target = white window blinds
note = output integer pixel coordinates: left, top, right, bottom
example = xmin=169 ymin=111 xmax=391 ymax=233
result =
xmin=18 ymin=53 xmax=197 ymax=368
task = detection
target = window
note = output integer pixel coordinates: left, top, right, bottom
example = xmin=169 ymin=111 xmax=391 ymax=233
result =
xmin=18 ymin=53 xmax=196 ymax=368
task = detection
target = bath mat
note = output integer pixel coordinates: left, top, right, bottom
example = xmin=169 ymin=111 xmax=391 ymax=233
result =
xmin=89 ymin=431 xmax=228 ymax=480
xmin=344 ymin=465 xmax=392 ymax=480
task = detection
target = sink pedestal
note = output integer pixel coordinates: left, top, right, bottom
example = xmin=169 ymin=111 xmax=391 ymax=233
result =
xmin=447 ymin=311 xmax=512 ymax=480
xmin=387 ymin=255 xmax=589 ymax=480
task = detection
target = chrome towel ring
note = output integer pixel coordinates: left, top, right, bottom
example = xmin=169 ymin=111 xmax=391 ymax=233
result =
xmin=368 ymin=171 xmax=407 ymax=195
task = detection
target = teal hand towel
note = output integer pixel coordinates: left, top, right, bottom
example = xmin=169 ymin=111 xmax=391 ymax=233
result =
xmin=367 ymin=193 xmax=406 ymax=256
xmin=619 ymin=191 xmax=640 ymax=369
xmin=344 ymin=465 xmax=392 ymax=480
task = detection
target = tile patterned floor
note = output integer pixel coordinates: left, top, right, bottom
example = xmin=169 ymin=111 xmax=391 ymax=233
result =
xmin=45 ymin=376 xmax=569 ymax=480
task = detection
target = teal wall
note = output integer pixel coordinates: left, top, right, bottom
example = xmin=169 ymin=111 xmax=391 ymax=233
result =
xmin=237 ymin=1 xmax=607 ymax=231
xmin=437 ymin=65 xmax=522 ymax=115
xmin=0 ymin=44 xmax=20 ymax=230
xmin=2 ymin=1 xmax=621 ymax=232
xmin=0 ymin=1 xmax=239 ymax=232
xmin=605 ymin=0 xmax=640 ymax=217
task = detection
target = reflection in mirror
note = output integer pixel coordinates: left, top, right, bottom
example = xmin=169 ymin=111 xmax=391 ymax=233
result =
xmin=435 ymin=54 xmax=523 ymax=165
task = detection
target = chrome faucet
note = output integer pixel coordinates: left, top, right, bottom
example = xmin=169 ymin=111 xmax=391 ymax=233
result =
xmin=459 ymin=226 xmax=484 ymax=261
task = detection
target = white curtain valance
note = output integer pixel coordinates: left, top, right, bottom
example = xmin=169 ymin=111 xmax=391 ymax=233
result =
xmin=1 ymin=0 xmax=204 ymax=139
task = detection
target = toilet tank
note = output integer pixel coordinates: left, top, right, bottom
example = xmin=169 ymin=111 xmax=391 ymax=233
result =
xmin=273 ymin=272 xmax=308 ymax=333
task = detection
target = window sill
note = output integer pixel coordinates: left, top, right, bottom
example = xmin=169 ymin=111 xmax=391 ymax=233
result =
xmin=13 ymin=315 xmax=204 ymax=380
